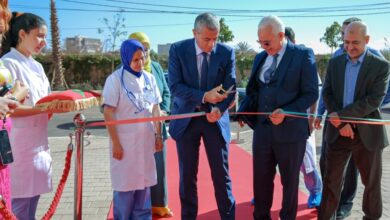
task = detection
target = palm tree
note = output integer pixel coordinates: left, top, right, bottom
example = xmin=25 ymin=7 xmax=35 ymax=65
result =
xmin=50 ymin=0 xmax=68 ymax=90
xmin=235 ymin=42 xmax=255 ymax=56
xmin=235 ymin=42 xmax=255 ymax=87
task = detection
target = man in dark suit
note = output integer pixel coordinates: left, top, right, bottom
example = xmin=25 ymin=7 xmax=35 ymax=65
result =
xmin=319 ymin=21 xmax=390 ymax=220
xmin=238 ymin=15 xmax=318 ymax=219
xmin=315 ymin=17 xmax=386 ymax=219
xmin=168 ymin=12 xmax=236 ymax=220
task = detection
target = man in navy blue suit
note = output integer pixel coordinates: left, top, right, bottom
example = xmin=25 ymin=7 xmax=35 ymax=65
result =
xmin=238 ymin=15 xmax=318 ymax=219
xmin=168 ymin=12 xmax=236 ymax=220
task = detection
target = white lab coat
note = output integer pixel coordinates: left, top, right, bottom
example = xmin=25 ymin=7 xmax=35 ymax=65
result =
xmin=103 ymin=68 xmax=161 ymax=192
xmin=2 ymin=48 xmax=52 ymax=198
xmin=302 ymin=132 xmax=317 ymax=174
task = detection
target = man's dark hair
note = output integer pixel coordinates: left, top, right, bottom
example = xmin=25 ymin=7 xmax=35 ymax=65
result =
xmin=284 ymin=26 xmax=295 ymax=43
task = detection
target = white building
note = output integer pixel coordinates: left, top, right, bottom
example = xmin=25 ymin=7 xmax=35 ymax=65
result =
xmin=65 ymin=36 xmax=102 ymax=54
xmin=157 ymin=43 xmax=172 ymax=56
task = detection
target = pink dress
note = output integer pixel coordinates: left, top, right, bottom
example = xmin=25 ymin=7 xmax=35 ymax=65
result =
xmin=0 ymin=118 xmax=12 ymax=215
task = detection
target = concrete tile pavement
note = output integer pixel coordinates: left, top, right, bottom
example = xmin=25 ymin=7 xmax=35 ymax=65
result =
xmin=36 ymin=136 xmax=112 ymax=220
xmin=35 ymin=113 xmax=390 ymax=219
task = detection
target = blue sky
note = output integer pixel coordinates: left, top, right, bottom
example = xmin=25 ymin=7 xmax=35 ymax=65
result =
xmin=9 ymin=0 xmax=390 ymax=54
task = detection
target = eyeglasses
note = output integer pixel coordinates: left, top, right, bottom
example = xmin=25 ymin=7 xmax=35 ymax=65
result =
xmin=257 ymin=40 xmax=271 ymax=47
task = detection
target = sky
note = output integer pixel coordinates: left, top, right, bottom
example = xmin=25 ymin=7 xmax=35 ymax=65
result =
xmin=9 ymin=0 xmax=390 ymax=54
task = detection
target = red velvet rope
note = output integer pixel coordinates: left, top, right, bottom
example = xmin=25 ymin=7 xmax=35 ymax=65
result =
xmin=0 ymin=199 xmax=17 ymax=220
xmin=0 ymin=148 xmax=73 ymax=220
xmin=41 ymin=148 xmax=73 ymax=220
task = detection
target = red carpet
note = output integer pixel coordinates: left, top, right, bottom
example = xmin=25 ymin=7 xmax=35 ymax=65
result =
xmin=107 ymin=138 xmax=317 ymax=219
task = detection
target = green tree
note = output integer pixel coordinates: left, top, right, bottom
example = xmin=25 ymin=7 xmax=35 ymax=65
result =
xmin=157 ymin=54 xmax=169 ymax=72
xmin=98 ymin=10 xmax=128 ymax=52
xmin=218 ymin=18 xmax=234 ymax=43
xmin=236 ymin=42 xmax=255 ymax=55
xmin=320 ymin=21 xmax=342 ymax=55
xmin=235 ymin=42 xmax=256 ymax=87
xmin=381 ymin=37 xmax=390 ymax=61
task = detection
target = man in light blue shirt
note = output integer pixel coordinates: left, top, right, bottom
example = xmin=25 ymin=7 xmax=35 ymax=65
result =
xmin=343 ymin=50 xmax=365 ymax=107
xmin=319 ymin=21 xmax=390 ymax=220
xmin=315 ymin=17 xmax=386 ymax=219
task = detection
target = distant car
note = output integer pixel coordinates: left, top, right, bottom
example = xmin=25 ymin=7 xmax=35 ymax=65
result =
xmin=228 ymin=87 xmax=246 ymax=114
xmin=236 ymin=87 xmax=246 ymax=107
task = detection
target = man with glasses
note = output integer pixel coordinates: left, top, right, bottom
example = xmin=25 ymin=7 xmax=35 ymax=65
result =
xmin=237 ymin=15 xmax=318 ymax=219
xmin=168 ymin=12 xmax=236 ymax=220
xmin=319 ymin=21 xmax=389 ymax=220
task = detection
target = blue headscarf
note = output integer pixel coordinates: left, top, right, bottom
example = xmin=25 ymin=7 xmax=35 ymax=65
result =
xmin=120 ymin=39 xmax=144 ymax=78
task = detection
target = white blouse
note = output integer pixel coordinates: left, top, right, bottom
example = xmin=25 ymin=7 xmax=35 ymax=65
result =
xmin=2 ymin=48 xmax=52 ymax=198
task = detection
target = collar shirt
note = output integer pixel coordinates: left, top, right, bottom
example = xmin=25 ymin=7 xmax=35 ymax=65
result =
xmin=343 ymin=49 xmax=367 ymax=107
xmin=259 ymin=40 xmax=287 ymax=83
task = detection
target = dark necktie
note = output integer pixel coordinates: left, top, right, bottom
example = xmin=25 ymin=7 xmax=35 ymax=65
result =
xmin=200 ymin=52 xmax=208 ymax=90
xmin=263 ymin=54 xmax=279 ymax=84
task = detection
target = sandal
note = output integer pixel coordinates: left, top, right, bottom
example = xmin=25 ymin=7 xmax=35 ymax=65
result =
xmin=152 ymin=206 xmax=174 ymax=218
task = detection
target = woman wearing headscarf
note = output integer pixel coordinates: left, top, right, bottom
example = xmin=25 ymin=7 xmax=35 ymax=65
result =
xmin=129 ymin=32 xmax=173 ymax=218
xmin=103 ymin=39 xmax=163 ymax=220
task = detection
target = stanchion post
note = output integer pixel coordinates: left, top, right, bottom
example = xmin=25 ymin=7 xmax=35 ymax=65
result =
xmin=74 ymin=114 xmax=86 ymax=220
xmin=235 ymin=91 xmax=244 ymax=144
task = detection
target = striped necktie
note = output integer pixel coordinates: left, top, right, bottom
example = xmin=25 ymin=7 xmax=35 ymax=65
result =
xmin=263 ymin=54 xmax=279 ymax=84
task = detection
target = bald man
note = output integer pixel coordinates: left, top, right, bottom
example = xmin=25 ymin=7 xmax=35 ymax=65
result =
xmin=319 ymin=21 xmax=390 ymax=220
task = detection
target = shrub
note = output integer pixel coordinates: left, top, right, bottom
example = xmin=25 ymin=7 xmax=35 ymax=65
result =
xmin=35 ymin=53 xmax=121 ymax=89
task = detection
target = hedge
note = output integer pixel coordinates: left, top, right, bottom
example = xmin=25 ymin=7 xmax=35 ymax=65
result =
xmin=35 ymin=53 xmax=331 ymax=90
xmin=35 ymin=54 xmax=121 ymax=90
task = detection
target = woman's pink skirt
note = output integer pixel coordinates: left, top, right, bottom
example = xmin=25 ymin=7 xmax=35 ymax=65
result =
xmin=0 ymin=118 xmax=12 ymax=216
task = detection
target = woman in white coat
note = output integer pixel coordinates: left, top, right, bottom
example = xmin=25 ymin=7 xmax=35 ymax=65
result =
xmin=1 ymin=13 xmax=51 ymax=220
xmin=103 ymin=39 xmax=163 ymax=220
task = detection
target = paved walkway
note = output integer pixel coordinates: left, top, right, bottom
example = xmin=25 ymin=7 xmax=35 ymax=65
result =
xmin=33 ymin=108 xmax=390 ymax=219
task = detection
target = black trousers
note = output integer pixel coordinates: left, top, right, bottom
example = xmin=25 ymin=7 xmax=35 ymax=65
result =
xmin=176 ymin=117 xmax=235 ymax=220
xmin=319 ymin=121 xmax=359 ymax=214
xmin=318 ymin=135 xmax=383 ymax=220
xmin=252 ymin=123 xmax=306 ymax=220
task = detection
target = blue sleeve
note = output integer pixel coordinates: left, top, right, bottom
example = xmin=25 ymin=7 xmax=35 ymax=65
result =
xmin=215 ymin=48 xmax=237 ymax=113
xmin=168 ymin=43 xmax=204 ymax=104
xmin=332 ymin=48 xmax=344 ymax=58
xmin=368 ymin=47 xmax=385 ymax=59
xmin=317 ymin=90 xmax=326 ymax=116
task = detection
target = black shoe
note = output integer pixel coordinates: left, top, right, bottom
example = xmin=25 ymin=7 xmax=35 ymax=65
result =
xmin=336 ymin=210 xmax=351 ymax=219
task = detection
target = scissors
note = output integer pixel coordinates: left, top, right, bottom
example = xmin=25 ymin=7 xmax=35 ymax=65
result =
xmin=218 ymin=85 xmax=235 ymax=95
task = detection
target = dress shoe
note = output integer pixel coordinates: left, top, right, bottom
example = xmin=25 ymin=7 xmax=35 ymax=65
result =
xmin=336 ymin=209 xmax=351 ymax=219
xmin=152 ymin=206 xmax=174 ymax=218
xmin=307 ymin=193 xmax=322 ymax=208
